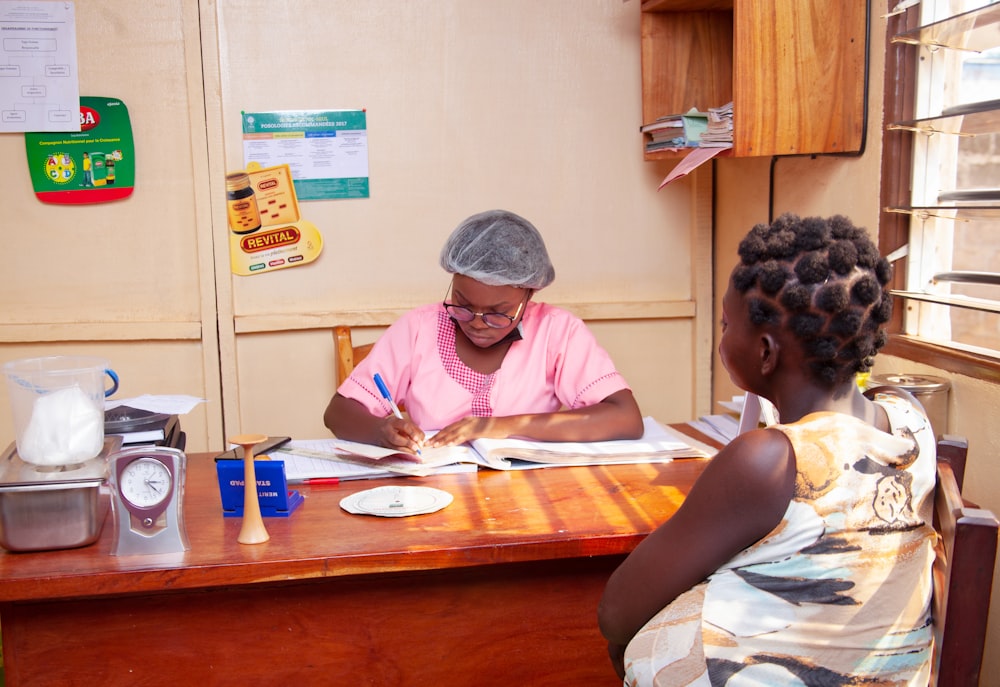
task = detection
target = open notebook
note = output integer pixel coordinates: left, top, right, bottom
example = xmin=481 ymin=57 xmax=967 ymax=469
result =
xmin=275 ymin=416 xmax=715 ymax=479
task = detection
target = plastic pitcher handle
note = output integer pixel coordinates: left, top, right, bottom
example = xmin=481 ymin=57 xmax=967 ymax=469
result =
xmin=105 ymin=369 xmax=120 ymax=397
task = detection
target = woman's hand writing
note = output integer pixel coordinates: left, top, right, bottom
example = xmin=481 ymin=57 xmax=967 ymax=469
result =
xmin=377 ymin=416 xmax=425 ymax=455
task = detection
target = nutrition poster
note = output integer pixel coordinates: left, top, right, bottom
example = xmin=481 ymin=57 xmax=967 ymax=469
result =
xmin=227 ymin=161 xmax=323 ymax=276
xmin=241 ymin=109 xmax=369 ymax=200
xmin=23 ymin=96 xmax=135 ymax=204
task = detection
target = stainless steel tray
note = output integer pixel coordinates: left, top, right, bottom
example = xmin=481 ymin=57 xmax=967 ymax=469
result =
xmin=0 ymin=436 xmax=120 ymax=552
xmin=0 ymin=435 xmax=121 ymax=487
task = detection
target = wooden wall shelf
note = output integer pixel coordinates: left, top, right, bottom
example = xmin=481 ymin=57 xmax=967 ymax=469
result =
xmin=640 ymin=0 xmax=867 ymax=160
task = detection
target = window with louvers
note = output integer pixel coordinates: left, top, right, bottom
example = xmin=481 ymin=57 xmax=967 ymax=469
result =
xmin=884 ymin=0 xmax=1000 ymax=359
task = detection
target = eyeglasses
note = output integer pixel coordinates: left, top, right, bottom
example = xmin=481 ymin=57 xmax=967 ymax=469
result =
xmin=443 ymin=288 xmax=529 ymax=329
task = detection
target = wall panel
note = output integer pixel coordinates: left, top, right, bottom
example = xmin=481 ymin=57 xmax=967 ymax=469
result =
xmin=209 ymin=0 xmax=708 ymax=436
xmin=1 ymin=0 xmax=222 ymax=450
xmin=2 ymin=0 xmax=707 ymax=452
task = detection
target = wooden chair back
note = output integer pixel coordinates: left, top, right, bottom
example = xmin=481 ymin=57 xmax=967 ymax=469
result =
xmin=333 ymin=325 xmax=373 ymax=387
xmin=931 ymin=436 xmax=999 ymax=687
xmin=935 ymin=435 xmax=969 ymax=493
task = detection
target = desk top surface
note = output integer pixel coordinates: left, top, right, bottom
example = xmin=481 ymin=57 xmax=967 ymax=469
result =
xmin=0 ymin=437 xmax=713 ymax=603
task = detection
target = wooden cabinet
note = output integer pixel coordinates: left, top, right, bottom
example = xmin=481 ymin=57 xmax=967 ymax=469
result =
xmin=640 ymin=0 xmax=868 ymax=160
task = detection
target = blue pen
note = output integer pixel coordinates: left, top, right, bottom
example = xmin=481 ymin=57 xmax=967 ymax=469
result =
xmin=374 ymin=373 xmax=421 ymax=454
xmin=373 ymin=373 xmax=404 ymax=419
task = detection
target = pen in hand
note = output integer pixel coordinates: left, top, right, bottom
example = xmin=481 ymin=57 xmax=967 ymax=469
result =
xmin=373 ymin=373 xmax=422 ymax=455
xmin=373 ymin=373 xmax=404 ymax=420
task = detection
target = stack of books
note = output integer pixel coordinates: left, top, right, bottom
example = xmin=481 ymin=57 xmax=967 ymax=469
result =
xmin=641 ymin=117 xmax=686 ymax=150
xmin=641 ymin=109 xmax=708 ymax=152
xmin=104 ymin=406 xmax=185 ymax=450
xmin=700 ymin=102 xmax=734 ymax=148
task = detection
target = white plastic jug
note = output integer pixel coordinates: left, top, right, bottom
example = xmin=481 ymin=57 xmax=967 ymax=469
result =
xmin=3 ymin=356 xmax=119 ymax=467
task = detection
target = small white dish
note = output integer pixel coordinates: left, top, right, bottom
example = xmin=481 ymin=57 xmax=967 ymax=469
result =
xmin=340 ymin=485 xmax=453 ymax=517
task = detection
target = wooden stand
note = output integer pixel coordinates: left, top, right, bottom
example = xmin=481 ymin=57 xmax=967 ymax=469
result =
xmin=229 ymin=433 xmax=270 ymax=544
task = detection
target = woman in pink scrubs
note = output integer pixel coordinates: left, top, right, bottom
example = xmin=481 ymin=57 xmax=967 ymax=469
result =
xmin=323 ymin=209 xmax=644 ymax=454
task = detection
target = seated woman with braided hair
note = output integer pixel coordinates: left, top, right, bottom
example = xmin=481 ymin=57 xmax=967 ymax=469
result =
xmin=599 ymin=214 xmax=937 ymax=686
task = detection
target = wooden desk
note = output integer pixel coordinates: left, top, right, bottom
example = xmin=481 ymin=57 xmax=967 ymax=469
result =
xmin=0 ymin=444 xmax=711 ymax=686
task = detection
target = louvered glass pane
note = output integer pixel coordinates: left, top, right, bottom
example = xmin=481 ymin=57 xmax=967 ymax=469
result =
xmin=902 ymin=0 xmax=1000 ymax=355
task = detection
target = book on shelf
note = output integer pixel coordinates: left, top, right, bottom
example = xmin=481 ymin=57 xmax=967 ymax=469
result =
xmin=640 ymin=117 xmax=685 ymax=134
xmin=642 ymin=108 xmax=709 ymax=151
xmin=646 ymin=139 xmax=689 ymax=152
xmin=700 ymin=101 xmax=734 ymax=147
xmin=643 ymin=103 xmax=734 ymax=152
xmin=274 ymin=416 xmax=715 ymax=479
xmin=698 ymin=141 xmax=735 ymax=149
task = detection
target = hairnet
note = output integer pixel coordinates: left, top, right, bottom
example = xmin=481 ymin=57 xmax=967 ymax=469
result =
xmin=439 ymin=210 xmax=555 ymax=289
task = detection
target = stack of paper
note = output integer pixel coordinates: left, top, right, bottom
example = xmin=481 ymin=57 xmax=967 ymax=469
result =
xmin=276 ymin=441 xmax=478 ymax=479
xmin=700 ymin=102 xmax=734 ymax=148
xmin=685 ymin=393 xmax=779 ymax=445
xmin=688 ymin=414 xmax=739 ymax=445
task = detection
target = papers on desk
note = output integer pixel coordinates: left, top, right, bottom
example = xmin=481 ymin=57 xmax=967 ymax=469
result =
xmin=274 ymin=417 xmax=712 ymax=479
xmin=688 ymin=414 xmax=740 ymax=445
xmin=687 ymin=393 xmax=780 ymax=445
xmin=469 ymin=417 xmax=710 ymax=470
xmin=277 ymin=440 xmax=476 ymax=481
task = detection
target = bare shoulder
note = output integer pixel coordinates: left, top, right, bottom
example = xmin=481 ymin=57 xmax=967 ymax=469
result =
xmin=703 ymin=427 xmax=796 ymax=494
xmin=645 ymin=426 xmax=797 ymax=583
xmin=677 ymin=426 xmax=797 ymax=545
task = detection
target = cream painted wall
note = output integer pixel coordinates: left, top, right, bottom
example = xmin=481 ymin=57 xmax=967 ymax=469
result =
xmin=2 ymin=0 xmax=710 ymax=451
xmin=0 ymin=1 xmax=221 ymax=449
xmin=205 ymin=0 xmax=713 ymax=440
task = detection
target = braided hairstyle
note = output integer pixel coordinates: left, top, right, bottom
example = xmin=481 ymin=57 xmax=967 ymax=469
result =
xmin=731 ymin=213 xmax=893 ymax=388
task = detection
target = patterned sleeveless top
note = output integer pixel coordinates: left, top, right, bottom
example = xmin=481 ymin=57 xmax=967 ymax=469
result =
xmin=624 ymin=393 xmax=937 ymax=686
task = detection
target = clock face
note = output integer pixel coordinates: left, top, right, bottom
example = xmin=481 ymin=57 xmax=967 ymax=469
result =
xmin=119 ymin=457 xmax=173 ymax=508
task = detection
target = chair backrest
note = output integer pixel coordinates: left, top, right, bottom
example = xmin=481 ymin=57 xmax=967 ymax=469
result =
xmin=935 ymin=434 xmax=969 ymax=493
xmin=333 ymin=325 xmax=373 ymax=387
xmin=931 ymin=436 xmax=999 ymax=687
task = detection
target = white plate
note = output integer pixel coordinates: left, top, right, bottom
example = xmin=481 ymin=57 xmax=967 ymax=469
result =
xmin=340 ymin=485 xmax=453 ymax=517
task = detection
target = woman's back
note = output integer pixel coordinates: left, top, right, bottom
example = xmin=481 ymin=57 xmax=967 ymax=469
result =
xmin=623 ymin=393 xmax=937 ymax=686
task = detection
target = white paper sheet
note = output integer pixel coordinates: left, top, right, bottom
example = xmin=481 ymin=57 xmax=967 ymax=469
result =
xmin=0 ymin=0 xmax=80 ymax=132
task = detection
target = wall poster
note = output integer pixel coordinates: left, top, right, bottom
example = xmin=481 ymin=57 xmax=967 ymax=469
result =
xmin=24 ymin=96 xmax=134 ymax=204
xmin=0 ymin=0 xmax=80 ymax=133
xmin=226 ymin=162 xmax=323 ymax=276
xmin=241 ymin=109 xmax=369 ymax=200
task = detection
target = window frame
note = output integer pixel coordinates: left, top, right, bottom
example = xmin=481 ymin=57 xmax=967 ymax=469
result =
xmin=879 ymin=2 xmax=1000 ymax=382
